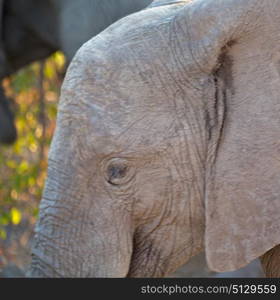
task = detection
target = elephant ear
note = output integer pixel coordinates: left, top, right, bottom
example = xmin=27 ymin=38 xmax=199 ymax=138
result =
xmin=185 ymin=0 xmax=280 ymax=272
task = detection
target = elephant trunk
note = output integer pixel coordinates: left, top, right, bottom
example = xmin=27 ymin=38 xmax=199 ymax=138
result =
xmin=29 ymin=190 xmax=133 ymax=277
xmin=28 ymin=139 xmax=133 ymax=277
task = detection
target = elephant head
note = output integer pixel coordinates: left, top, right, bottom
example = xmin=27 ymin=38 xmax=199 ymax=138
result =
xmin=29 ymin=0 xmax=280 ymax=277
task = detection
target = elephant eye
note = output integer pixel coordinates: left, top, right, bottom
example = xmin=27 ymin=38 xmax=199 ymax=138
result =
xmin=104 ymin=158 xmax=134 ymax=186
xmin=108 ymin=165 xmax=128 ymax=181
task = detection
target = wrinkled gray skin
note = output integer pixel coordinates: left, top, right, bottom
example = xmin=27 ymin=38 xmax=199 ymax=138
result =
xmin=29 ymin=0 xmax=280 ymax=277
xmin=0 ymin=0 xmax=152 ymax=144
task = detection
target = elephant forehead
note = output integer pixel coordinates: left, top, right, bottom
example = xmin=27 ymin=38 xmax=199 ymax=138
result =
xmin=60 ymin=61 xmax=185 ymax=156
xmin=83 ymin=95 xmax=206 ymax=163
xmin=59 ymin=2 xmax=208 ymax=156
xmin=86 ymin=107 xmax=178 ymax=155
xmin=60 ymin=60 xmax=206 ymax=157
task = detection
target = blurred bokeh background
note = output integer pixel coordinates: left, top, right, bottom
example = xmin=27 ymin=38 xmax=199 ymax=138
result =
xmin=0 ymin=52 xmax=65 ymax=276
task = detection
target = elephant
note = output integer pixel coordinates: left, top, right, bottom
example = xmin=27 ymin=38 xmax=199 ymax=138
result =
xmin=28 ymin=0 xmax=280 ymax=277
xmin=0 ymin=0 xmax=152 ymax=144
xmin=0 ymin=87 xmax=16 ymax=144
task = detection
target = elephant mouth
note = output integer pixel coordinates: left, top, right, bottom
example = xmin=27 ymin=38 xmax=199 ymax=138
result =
xmin=126 ymin=236 xmax=167 ymax=277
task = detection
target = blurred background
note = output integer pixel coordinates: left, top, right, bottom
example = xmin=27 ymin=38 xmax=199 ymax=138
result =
xmin=0 ymin=53 xmax=65 ymax=276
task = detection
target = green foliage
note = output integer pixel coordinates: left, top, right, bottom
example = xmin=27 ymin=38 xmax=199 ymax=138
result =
xmin=0 ymin=52 xmax=65 ymax=238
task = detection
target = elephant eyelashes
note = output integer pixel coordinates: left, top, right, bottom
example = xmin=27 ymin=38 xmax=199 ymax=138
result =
xmin=104 ymin=158 xmax=135 ymax=186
